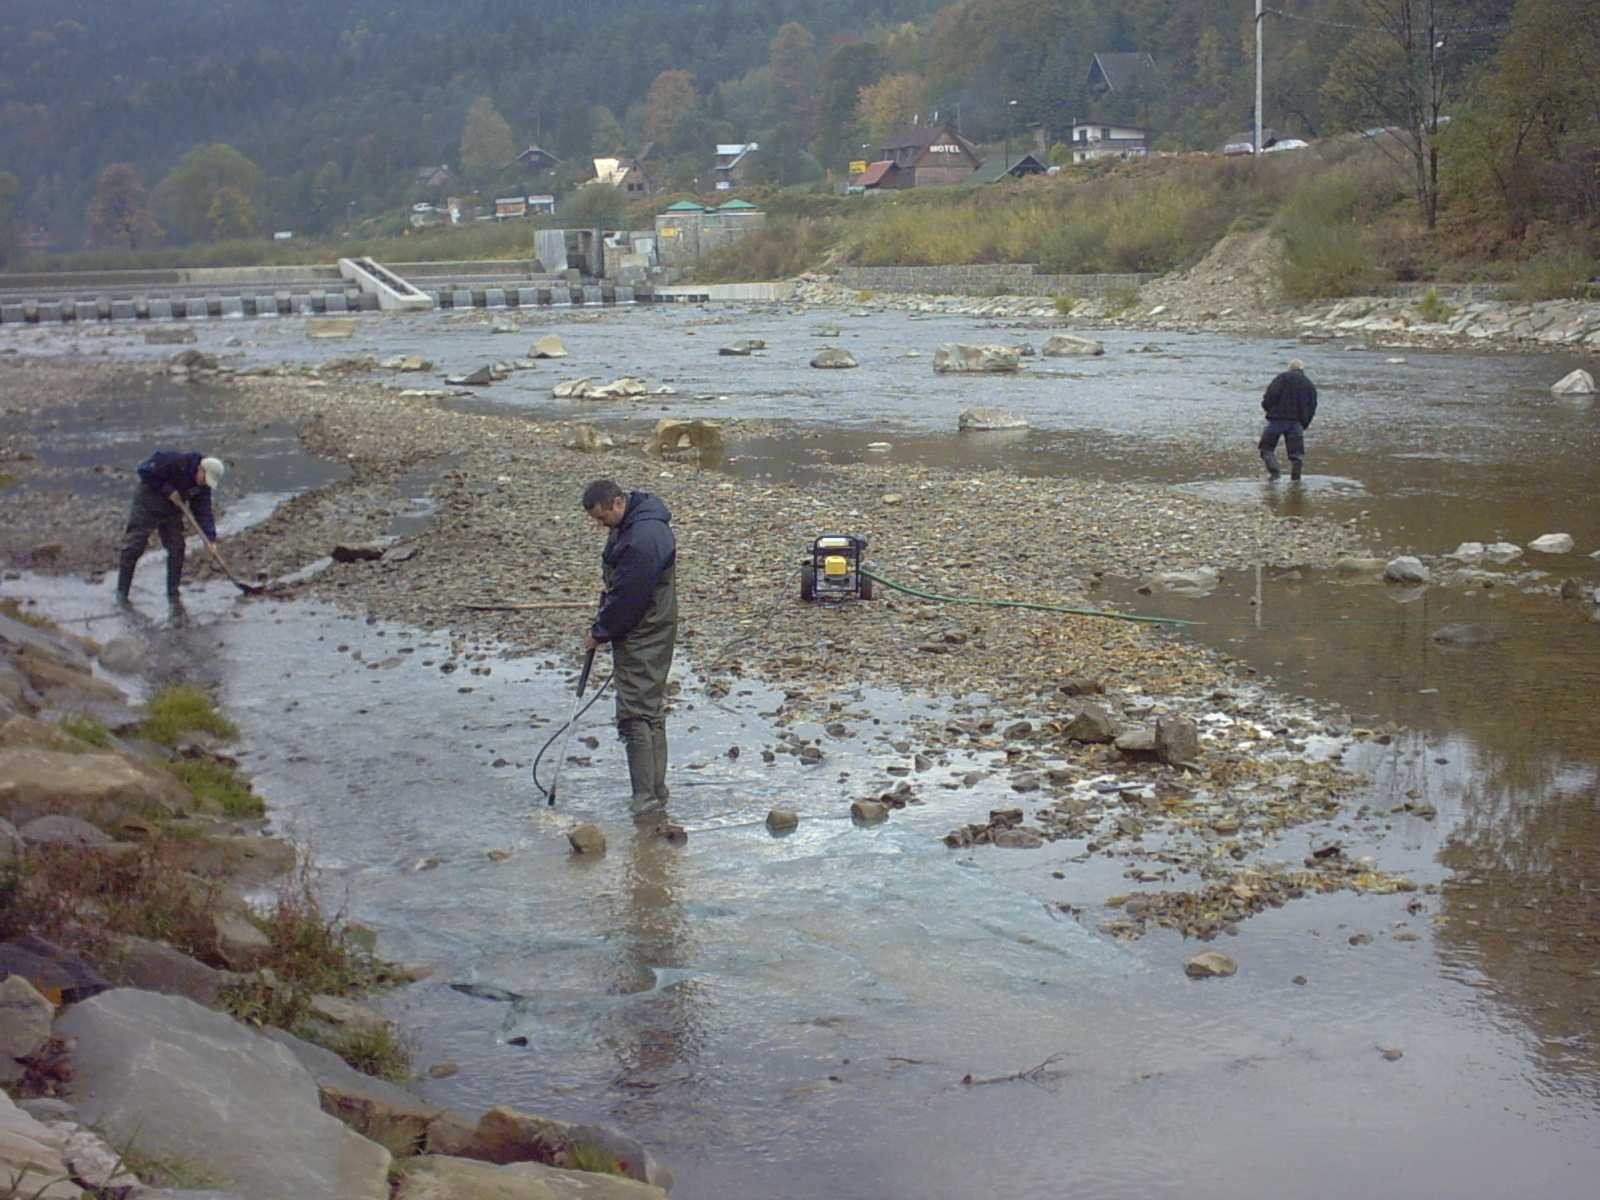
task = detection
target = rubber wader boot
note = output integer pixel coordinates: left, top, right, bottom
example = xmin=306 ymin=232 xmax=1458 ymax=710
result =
xmin=114 ymin=560 xmax=135 ymax=604
xmin=651 ymin=722 xmax=669 ymax=804
xmin=1261 ymin=451 xmax=1282 ymax=479
xmin=166 ymin=549 xmax=184 ymax=599
xmin=621 ymin=720 xmax=660 ymax=816
xmin=1290 ymin=460 xmax=1303 ymax=481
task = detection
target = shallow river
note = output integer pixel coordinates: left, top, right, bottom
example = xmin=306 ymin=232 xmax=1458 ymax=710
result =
xmin=5 ymin=306 xmax=1598 ymax=1198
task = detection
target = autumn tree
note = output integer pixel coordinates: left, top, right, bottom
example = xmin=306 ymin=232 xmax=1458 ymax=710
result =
xmin=589 ymin=105 xmax=626 ymax=156
xmin=206 ymin=184 xmax=255 ymax=239
xmin=769 ymin=22 xmax=819 ymax=145
xmin=643 ymin=70 xmax=699 ymax=153
xmin=1320 ymin=0 xmax=1504 ymax=229
xmin=858 ymin=74 xmax=926 ymax=144
xmin=460 ymin=96 xmax=517 ymax=182
xmin=154 ymin=144 xmax=264 ymax=243
xmin=817 ymin=41 xmax=885 ymax=170
xmin=86 ymin=163 xmax=162 ymax=248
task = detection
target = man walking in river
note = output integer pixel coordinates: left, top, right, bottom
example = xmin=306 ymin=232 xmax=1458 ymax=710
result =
xmin=115 ymin=449 xmax=226 ymax=604
xmin=1258 ymin=358 xmax=1319 ymax=481
xmin=582 ymin=479 xmax=678 ymax=827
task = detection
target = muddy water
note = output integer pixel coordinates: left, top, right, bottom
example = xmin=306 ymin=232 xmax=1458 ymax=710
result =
xmin=5 ymin=309 xmax=1599 ymax=1196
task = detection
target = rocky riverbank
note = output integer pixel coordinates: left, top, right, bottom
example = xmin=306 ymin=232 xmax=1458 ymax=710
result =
xmin=0 ymin=607 xmax=672 ymax=1198
xmin=789 ymin=231 xmax=1600 ymax=356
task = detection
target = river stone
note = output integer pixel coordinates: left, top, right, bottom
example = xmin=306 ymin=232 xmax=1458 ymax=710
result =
xmin=1184 ymin=951 xmax=1238 ymax=979
xmin=1151 ymin=568 xmax=1219 ymax=595
xmin=1062 ymin=704 xmax=1119 ymax=743
xmin=0 ymin=611 xmax=93 ymax=673
xmin=1115 ymin=728 xmax=1157 ymax=756
xmin=564 ymin=424 xmax=614 ymax=452
xmin=1550 ymin=368 xmax=1595 ymax=395
xmin=0 ymin=817 xmax=19 ymax=867
xmin=1154 ymin=717 xmax=1201 ymax=766
xmin=553 ymin=378 xmax=594 ymax=399
xmin=444 ymin=1106 xmax=672 ymax=1192
xmin=765 ymin=808 xmax=798 ymax=833
xmin=97 ymin=934 xmax=238 ymax=1008
xmin=1383 ymin=556 xmax=1430 ymax=584
xmin=958 ymin=406 xmax=1028 ymax=431
xmin=933 ymin=344 xmax=1020 ymax=373
xmin=0 ymin=747 xmax=202 ymax=827
xmin=589 ymin=377 xmax=647 ymax=400
xmin=331 ymin=542 xmax=388 ymax=562
xmin=18 ymin=813 xmax=113 ymax=846
xmin=810 ymin=348 xmax=858 ymax=369
xmin=851 ymin=800 xmax=888 ymax=824
xmin=651 ymin=419 xmax=722 ymax=458
xmin=97 ymin=635 xmax=147 ymax=674
xmin=1332 ymin=556 xmax=1385 ymax=574
xmin=264 ymin=1027 xmax=442 ymax=1153
xmin=0 ymin=975 xmax=53 ymax=1083
xmin=394 ymin=1155 xmax=667 ymax=1200
xmin=717 ymin=340 xmax=763 ymax=356
xmin=1529 ymin=532 xmax=1574 ymax=554
xmin=991 ymin=827 xmax=1044 ymax=849
xmin=57 ymin=989 xmax=391 ymax=1200
xmin=212 ymin=907 xmax=273 ymax=970
xmin=1447 ymin=542 xmax=1485 ymax=562
xmin=1041 ymin=333 xmax=1105 ymax=357
xmin=531 ymin=335 xmax=568 ymax=359
xmin=0 ymin=1090 xmax=77 ymax=1198
xmin=568 ymin=824 xmax=606 ymax=855
xmin=447 ymin=365 xmax=495 ymax=387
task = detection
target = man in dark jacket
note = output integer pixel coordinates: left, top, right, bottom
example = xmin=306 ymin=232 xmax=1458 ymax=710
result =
xmin=1259 ymin=359 xmax=1319 ymax=481
xmin=115 ymin=450 xmax=226 ymax=604
xmin=582 ymin=479 xmax=678 ymax=820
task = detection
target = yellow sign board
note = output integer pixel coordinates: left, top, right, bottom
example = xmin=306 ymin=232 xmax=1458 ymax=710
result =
xmin=848 ymin=160 xmax=868 ymax=175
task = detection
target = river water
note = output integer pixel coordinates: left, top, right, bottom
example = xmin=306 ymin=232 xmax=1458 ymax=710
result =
xmin=4 ymin=307 xmax=1598 ymax=1198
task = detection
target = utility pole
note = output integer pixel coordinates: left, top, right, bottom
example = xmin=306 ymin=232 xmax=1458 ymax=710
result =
xmin=1255 ymin=0 xmax=1265 ymax=153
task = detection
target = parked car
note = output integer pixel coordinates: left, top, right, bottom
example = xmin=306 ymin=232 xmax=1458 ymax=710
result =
xmin=1221 ymin=142 xmax=1255 ymax=157
xmin=1264 ymin=138 xmax=1309 ymax=153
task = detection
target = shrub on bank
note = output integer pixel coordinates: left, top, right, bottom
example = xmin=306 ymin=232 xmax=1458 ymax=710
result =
xmin=139 ymin=685 xmax=239 ymax=747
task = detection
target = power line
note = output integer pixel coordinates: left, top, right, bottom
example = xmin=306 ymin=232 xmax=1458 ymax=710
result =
xmin=1264 ymin=4 xmax=1509 ymax=36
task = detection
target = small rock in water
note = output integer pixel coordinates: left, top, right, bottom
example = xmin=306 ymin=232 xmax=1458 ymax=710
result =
xmin=1383 ymin=556 xmax=1429 ymax=584
xmin=766 ymin=808 xmax=799 ymax=833
xmin=1379 ymin=1046 xmax=1404 ymax=1062
xmin=568 ymin=824 xmax=606 ymax=856
xmin=1550 ymin=368 xmax=1595 ymax=396
xmin=1529 ymin=532 xmax=1574 ymax=554
xmin=428 ymin=1062 xmax=460 ymax=1079
xmin=1184 ymin=951 xmax=1237 ymax=979
xmin=1483 ymin=542 xmax=1522 ymax=563
xmin=851 ymin=799 xmax=889 ymax=824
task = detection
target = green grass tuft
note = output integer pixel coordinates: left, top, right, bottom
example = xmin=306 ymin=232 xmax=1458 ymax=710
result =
xmin=169 ymin=759 xmax=264 ymax=818
xmin=0 ymin=598 xmax=54 ymax=630
xmin=59 ymin=713 xmax=113 ymax=749
xmin=140 ymin=685 xmax=239 ymax=747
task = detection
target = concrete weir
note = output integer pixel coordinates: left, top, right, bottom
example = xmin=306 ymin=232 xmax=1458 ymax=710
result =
xmin=0 ymin=256 xmax=651 ymax=323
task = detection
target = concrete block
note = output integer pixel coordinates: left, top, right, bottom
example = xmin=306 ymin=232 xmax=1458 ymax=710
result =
xmin=516 ymin=287 xmax=538 ymax=307
xmin=149 ymin=299 xmax=174 ymax=320
xmin=0 ymin=304 xmax=23 ymax=324
xmin=582 ymin=285 xmax=603 ymax=305
xmin=307 ymin=290 xmax=327 ymax=313
xmin=96 ymin=297 xmax=113 ymax=319
xmin=485 ymin=287 xmax=506 ymax=308
xmin=186 ymin=298 xmax=210 ymax=319
xmin=220 ymin=296 xmax=244 ymax=318
xmin=470 ymin=289 xmax=487 ymax=308
xmin=358 ymin=292 xmax=379 ymax=311
xmin=324 ymin=292 xmax=348 ymax=313
xmin=256 ymin=294 xmax=279 ymax=317
xmin=111 ymin=300 xmax=135 ymax=320
xmin=20 ymin=300 xmax=40 ymax=321
xmin=38 ymin=301 xmax=62 ymax=322
xmin=615 ymin=286 xmax=635 ymax=304
xmin=451 ymin=289 xmax=473 ymax=309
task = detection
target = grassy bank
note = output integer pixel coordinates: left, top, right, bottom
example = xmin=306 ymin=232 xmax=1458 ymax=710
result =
xmin=694 ymin=140 xmax=1598 ymax=299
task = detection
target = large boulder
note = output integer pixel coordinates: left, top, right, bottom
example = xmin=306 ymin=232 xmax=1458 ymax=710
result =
xmin=0 ymin=747 xmax=204 ymax=828
xmin=395 ymin=1155 xmax=667 ymax=1200
xmin=933 ymin=344 xmax=1021 ymax=374
xmin=1529 ymin=532 xmax=1574 ymax=554
xmin=1550 ymin=368 xmax=1595 ymax=396
xmin=957 ymin=407 xmax=1029 ymax=431
xmin=57 ymin=989 xmax=391 ymax=1200
xmin=531 ymin=335 xmax=569 ymax=359
xmin=265 ymin=1028 xmax=443 ymax=1155
xmin=1041 ymin=334 xmax=1105 ymax=357
xmin=1062 ymin=704 xmax=1120 ymax=743
xmin=1154 ymin=717 xmax=1201 ymax=766
xmin=95 ymin=935 xmax=239 ymax=1008
xmin=650 ymin=420 xmax=723 ymax=459
xmin=1382 ymin=556 xmax=1430 ymax=584
xmin=585 ymin=377 xmax=647 ymax=400
xmin=563 ymin=425 xmax=614 ymax=453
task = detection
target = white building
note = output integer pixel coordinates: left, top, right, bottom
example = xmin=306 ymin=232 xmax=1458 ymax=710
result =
xmin=1069 ymin=120 xmax=1150 ymax=164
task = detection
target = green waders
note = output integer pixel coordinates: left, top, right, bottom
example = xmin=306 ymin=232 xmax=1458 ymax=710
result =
xmin=609 ymin=562 xmax=677 ymax=816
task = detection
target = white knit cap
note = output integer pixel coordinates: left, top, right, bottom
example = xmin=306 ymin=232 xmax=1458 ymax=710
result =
xmin=199 ymin=457 xmax=225 ymax=488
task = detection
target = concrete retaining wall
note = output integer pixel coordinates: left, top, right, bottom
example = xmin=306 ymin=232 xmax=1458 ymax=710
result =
xmin=654 ymin=282 xmax=793 ymax=302
xmin=835 ymin=264 xmax=1157 ymax=298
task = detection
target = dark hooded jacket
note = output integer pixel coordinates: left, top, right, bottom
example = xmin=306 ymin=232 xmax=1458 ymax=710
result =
xmin=1262 ymin=368 xmax=1318 ymax=428
xmin=592 ymin=492 xmax=676 ymax=644
xmin=136 ymin=450 xmax=217 ymax=540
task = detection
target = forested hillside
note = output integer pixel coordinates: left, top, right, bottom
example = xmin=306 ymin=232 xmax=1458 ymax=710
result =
xmin=1 ymin=0 xmax=1590 ymax=271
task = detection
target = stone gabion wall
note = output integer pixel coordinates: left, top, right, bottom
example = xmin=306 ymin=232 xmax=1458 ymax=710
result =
xmin=835 ymin=264 xmax=1157 ymax=298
